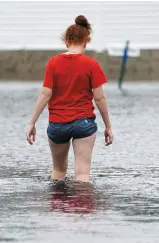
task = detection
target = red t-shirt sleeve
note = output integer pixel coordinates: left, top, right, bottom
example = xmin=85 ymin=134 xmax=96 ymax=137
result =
xmin=91 ymin=60 xmax=107 ymax=89
xmin=43 ymin=58 xmax=54 ymax=89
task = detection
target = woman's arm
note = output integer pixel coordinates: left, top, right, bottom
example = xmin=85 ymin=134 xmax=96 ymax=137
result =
xmin=93 ymin=86 xmax=111 ymax=129
xmin=93 ymin=86 xmax=113 ymax=146
xmin=26 ymin=87 xmax=52 ymax=145
xmin=29 ymin=87 xmax=52 ymax=125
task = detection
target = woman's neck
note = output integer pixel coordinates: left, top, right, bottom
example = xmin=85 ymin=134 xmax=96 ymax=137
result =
xmin=67 ymin=45 xmax=85 ymax=54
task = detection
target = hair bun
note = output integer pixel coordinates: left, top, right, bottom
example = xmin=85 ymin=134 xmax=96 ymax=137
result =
xmin=75 ymin=15 xmax=91 ymax=31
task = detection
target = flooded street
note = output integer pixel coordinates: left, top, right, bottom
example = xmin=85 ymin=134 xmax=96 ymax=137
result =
xmin=0 ymin=82 xmax=159 ymax=243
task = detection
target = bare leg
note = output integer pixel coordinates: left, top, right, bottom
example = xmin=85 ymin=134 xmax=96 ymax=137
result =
xmin=72 ymin=133 xmax=96 ymax=182
xmin=48 ymin=139 xmax=70 ymax=180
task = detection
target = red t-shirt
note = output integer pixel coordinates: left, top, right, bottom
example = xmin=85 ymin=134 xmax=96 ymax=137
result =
xmin=43 ymin=53 xmax=107 ymax=123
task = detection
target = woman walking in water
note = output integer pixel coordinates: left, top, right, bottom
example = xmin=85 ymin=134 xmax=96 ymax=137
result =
xmin=26 ymin=15 xmax=113 ymax=182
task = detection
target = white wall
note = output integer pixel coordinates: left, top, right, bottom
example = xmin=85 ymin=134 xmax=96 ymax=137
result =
xmin=0 ymin=1 xmax=159 ymax=51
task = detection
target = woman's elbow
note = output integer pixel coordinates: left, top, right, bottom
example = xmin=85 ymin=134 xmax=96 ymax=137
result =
xmin=41 ymin=87 xmax=52 ymax=99
xmin=94 ymin=95 xmax=105 ymax=103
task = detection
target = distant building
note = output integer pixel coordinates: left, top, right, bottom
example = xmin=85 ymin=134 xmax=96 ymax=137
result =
xmin=0 ymin=1 xmax=159 ymax=81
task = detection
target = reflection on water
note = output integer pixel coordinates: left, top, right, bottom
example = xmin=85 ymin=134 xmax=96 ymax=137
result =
xmin=48 ymin=180 xmax=96 ymax=214
xmin=0 ymin=82 xmax=159 ymax=243
xmin=48 ymin=179 xmax=111 ymax=214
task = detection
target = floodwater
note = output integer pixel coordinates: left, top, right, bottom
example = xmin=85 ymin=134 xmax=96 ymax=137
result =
xmin=0 ymin=81 xmax=159 ymax=243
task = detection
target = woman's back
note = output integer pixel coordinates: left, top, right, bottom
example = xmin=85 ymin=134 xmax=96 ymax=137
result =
xmin=43 ymin=53 xmax=107 ymax=123
xmin=26 ymin=15 xmax=113 ymax=183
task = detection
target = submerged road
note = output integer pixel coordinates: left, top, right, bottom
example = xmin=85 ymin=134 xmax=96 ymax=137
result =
xmin=0 ymin=82 xmax=159 ymax=243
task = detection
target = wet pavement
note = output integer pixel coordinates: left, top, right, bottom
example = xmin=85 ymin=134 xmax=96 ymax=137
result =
xmin=0 ymin=81 xmax=159 ymax=243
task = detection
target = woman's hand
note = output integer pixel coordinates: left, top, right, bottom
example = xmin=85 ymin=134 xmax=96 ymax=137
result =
xmin=104 ymin=128 xmax=113 ymax=146
xmin=26 ymin=87 xmax=52 ymax=145
xmin=26 ymin=123 xmax=36 ymax=145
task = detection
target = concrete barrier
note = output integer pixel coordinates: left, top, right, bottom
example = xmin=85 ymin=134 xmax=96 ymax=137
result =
xmin=0 ymin=50 xmax=158 ymax=81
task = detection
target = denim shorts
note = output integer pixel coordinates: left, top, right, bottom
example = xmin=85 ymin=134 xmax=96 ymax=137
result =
xmin=47 ymin=117 xmax=98 ymax=144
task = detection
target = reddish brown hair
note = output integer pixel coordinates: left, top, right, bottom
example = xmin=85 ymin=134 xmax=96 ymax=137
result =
xmin=62 ymin=15 xmax=92 ymax=45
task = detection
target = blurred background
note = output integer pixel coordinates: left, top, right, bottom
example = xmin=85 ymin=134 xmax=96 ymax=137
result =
xmin=0 ymin=1 xmax=159 ymax=81
xmin=0 ymin=1 xmax=159 ymax=243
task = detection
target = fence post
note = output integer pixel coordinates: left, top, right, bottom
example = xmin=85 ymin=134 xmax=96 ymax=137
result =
xmin=118 ymin=40 xmax=130 ymax=90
